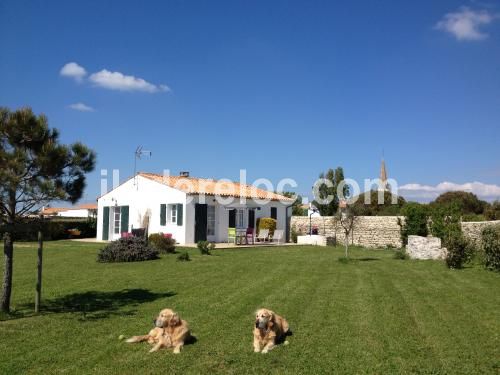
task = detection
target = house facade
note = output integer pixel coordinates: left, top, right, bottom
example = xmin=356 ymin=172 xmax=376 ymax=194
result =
xmin=96 ymin=172 xmax=293 ymax=244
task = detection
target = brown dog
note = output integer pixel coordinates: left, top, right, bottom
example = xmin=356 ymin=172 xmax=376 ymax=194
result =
xmin=253 ymin=308 xmax=289 ymax=353
xmin=126 ymin=308 xmax=191 ymax=354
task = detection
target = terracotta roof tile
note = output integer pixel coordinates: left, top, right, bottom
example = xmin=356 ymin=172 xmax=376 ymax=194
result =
xmin=139 ymin=172 xmax=293 ymax=202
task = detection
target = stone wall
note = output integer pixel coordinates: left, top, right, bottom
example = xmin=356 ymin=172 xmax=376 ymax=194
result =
xmin=461 ymin=220 xmax=500 ymax=244
xmin=291 ymin=216 xmax=500 ymax=249
xmin=407 ymin=236 xmax=447 ymax=260
xmin=291 ymin=216 xmax=404 ymax=248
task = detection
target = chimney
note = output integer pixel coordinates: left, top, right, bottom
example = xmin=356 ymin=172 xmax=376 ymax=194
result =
xmin=179 ymin=171 xmax=190 ymax=177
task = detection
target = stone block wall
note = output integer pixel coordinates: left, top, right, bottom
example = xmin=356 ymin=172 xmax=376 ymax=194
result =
xmin=461 ymin=220 xmax=500 ymax=244
xmin=291 ymin=216 xmax=404 ymax=248
xmin=407 ymin=236 xmax=447 ymax=260
xmin=291 ymin=216 xmax=500 ymax=249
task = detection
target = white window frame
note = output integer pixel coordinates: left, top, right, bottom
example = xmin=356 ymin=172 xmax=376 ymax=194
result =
xmin=207 ymin=205 xmax=216 ymax=236
xmin=169 ymin=204 xmax=177 ymax=224
xmin=113 ymin=207 xmax=121 ymax=234
xmin=236 ymin=209 xmax=244 ymax=228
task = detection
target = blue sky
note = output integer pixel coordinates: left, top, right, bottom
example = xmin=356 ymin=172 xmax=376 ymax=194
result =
xmin=1 ymin=0 xmax=499 ymax=203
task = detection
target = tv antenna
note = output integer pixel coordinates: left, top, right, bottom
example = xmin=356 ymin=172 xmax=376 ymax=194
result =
xmin=134 ymin=146 xmax=152 ymax=186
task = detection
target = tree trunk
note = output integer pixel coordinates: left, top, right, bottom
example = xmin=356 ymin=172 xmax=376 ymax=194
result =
xmin=344 ymin=230 xmax=349 ymax=258
xmin=1 ymin=232 xmax=14 ymax=313
xmin=35 ymin=224 xmax=43 ymax=313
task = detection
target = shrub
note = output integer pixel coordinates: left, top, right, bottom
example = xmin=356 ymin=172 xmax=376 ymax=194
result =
xmin=481 ymin=225 xmax=500 ymax=271
xmin=484 ymin=201 xmax=500 ymax=220
xmin=148 ymin=233 xmax=176 ymax=254
xmin=429 ymin=203 xmax=461 ymax=241
xmin=197 ymin=241 xmax=215 ymax=255
xmin=393 ymin=249 xmax=408 ymax=260
xmin=399 ymin=203 xmax=428 ymax=245
xmin=444 ymin=230 xmax=472 ymax=269
xmin=177 ymin=252 xmax=191 ymax=262
xmin=258 ymin=217 xmax=277 ymax=236
xmin=291 ymin=227 xmax=298 ymax=243
xmin=97 ymin=237 xmax=159 ymax=263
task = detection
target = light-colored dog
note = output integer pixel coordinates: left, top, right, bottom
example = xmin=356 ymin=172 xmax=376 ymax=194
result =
xmin=126 ymin=308 xmax=191 ymax=354
xmin=253 ymin=308 xmax=289 ymax=353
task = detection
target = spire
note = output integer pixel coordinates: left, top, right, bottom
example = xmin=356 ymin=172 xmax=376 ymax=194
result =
xmin=379 ymin=157 xmax=388 ymax=191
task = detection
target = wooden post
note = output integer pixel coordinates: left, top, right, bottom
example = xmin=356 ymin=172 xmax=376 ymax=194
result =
xmin=35 ymin=215 xmax=43 ymax=313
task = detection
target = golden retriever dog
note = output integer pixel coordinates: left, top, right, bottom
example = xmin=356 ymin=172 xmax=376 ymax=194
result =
xmin=253 ymin=308 xmax=289 ymax=353
xmin=126 ymin=308 xmax=190 ymax=354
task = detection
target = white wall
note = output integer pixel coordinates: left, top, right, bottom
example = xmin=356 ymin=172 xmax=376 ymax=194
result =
xmin=57 ymin=209 xmax=93 ymax=218
xmin=97 ymin=176 xmax=187 ymax=243
xmin=97 ymin=176 xmax=292 ymax=244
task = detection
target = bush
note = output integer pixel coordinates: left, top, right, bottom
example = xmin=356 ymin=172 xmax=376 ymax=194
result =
xmin=97 ymin=237 xmax=159 ymax=263
xmin=258 ymin=217 xmax=277 ymax=236
xmin=432 ymin=191 xmax=487 ymax=215
xmin=197 ymin=241 xmax=215 ymax=255
xmin=399 ymin=203 xmax=428 ymax=245
xmin=429 ymin=203 xmax=461 ymax=241
xmin=481 ymin=225 xmax=500 ymax=271
xmin=484 ymin=201 xmax=500 ymax=220
xmin=291 ymin=227 xmax=298 ymax=243
xmin=177 ymin=252 xmax=191 ymax=262
xmin=148 ymin=233 xmax=176 ymax=254
xmin=393 ymin=249 xmax=408 ymax=260
xmin=0 ymin=218 xmax=97 ymax=241
xmin=444 ymin=230 xmax=472 ymax=269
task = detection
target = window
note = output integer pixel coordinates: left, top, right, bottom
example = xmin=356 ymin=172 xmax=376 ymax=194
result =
xmin=271 ymin=207 xmax=277 ymax=220
xmin=113 ymin=207 xmax=121 ymax=234
xmin=236 ymin=209 xmax=244 ymax=228
xmin=169 ymin=204 xmax=177 ymax=224
xmin=207 ymin=206 xmax=215 ymax=236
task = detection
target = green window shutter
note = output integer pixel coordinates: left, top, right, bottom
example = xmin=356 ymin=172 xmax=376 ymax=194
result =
xmin=160 ymin=204 xmax=166 ymax=226
xmin=120 ymin=206 xmax=129 ymax=234
xmin=102 ymin=206 xmax=110 ymax=240
xmin=177 ymin=204 xmax=183 ymax=226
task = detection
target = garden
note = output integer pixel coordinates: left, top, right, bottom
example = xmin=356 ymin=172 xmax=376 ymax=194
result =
xmin=0 ymin=241 xmax=498 ymax=374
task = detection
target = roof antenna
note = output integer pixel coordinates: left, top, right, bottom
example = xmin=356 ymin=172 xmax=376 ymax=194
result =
xmin=134 ymin=146 xmax=152 ymax=187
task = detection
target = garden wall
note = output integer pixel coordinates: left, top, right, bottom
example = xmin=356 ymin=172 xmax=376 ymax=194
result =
xmin=461 ymin=220 xmax=500 ymax=244
xmin=291 ymin=216 xmax=404 ymax=248
xmin=291 ymin=216 xmax=500 ymax=249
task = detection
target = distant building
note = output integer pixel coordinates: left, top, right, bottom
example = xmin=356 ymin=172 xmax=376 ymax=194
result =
xmin=41 ymin=203 xmax=97 ymax=218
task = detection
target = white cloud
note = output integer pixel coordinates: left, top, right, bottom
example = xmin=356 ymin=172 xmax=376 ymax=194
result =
xmin=60 ymin=62 xmax=87 ymax=82
xmin=435 ymin=7 xmax=495 ymax=41
xmin=88 ymin=69 xmax=170 ymax=93
xmin=399 ymin=181 xmax=500 ymax=201
xmin=68 ymin=102 xmax=94 ymax=112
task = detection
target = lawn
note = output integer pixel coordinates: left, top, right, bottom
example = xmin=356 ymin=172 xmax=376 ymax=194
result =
xmin=0 ymin=242 xmax=499 ymax=374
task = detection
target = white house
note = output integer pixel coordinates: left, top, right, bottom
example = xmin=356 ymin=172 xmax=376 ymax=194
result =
xmin=96 ymin=172 xmax=294 ymax=244
xmin=41 ymin=203 xmax=97 ymax=218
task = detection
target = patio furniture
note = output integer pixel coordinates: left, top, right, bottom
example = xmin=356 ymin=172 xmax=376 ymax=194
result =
xmin=245 ymin=228 xmax=255 ymax=245
xmin=228 ymin=227 xmax=236 ymax=243
xmin=271 ymin=229 xmax=284 ymax=244
xmin=236 ymin=228 xmax=247 ymax=245
xmin=256 ymin=229 xmax=269 ymax=242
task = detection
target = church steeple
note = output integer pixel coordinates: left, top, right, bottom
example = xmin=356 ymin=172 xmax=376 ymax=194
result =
xmin=379 ymin=157 xmax=388 ymax=191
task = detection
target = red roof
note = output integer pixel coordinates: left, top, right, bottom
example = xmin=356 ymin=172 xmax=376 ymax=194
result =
xmin=139 ymin=172 xmax=293 ymax=202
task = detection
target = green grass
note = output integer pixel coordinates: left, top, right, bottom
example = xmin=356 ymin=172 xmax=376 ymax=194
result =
xmin=1 ymin=241 xmax=499 ymax=374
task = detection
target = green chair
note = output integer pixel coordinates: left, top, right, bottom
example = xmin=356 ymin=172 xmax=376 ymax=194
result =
xmin=228 ymin=227 xmax=236 ymax=243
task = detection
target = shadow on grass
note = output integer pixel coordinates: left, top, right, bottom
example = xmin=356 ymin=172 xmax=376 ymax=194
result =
xmin=338 ymin=256 xmax=381 ymax=263
xmin=5 ymin=289 xmax=175 ymax=322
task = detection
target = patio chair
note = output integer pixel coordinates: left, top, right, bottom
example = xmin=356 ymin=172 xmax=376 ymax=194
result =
xmin=256 ymin=229 xmax=269 ymax=242
xmin=271 ymin=229 xmax=284 ymax=244
xmin=246 ymin=228 xmax=255 ymax=245
xmin=228 ymin=227 xmax=236 ymax=243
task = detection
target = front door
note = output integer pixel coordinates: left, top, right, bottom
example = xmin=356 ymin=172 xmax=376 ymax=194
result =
xmin=195 ymin=204 xmax=208 ymax=242
xmin=248 ymin=209 xmax=255 ymax=229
